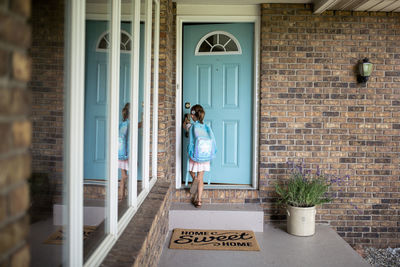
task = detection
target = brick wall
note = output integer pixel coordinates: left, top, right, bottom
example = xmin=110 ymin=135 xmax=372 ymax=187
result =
xmin=0 ymin=0 xmax=32 ymax=266
xmin=260 ymin=4 xmax=400 ymax=249
xmin=29 ymin=0 xmax=64 ymax=202
xmin=158 ymin=0 xmax=176 ymax=182
xmin=171 ymin=3 xmax=400 ymax=250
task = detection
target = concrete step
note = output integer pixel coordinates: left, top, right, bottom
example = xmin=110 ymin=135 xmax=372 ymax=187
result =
xmin=169 ymin=203 xmax=264 ymax=232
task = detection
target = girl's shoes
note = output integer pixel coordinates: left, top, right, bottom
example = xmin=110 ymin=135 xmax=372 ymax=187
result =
xmin=194 ymin=200 xmax=202 ymax=208
xmin=190 ymin=184 xmax=201 ymax=208
xmin=191 ymin=192 xmax=198 ymax=205
xmin=191 ymin=193 xmax=202 ymax=208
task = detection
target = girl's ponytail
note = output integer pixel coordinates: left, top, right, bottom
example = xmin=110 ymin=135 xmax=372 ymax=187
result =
xmin=191 ymin=104 xmax=205 ymax=124
xmin=198 ymin=110 xmax=205 ymax=124
xmin=122 ymin=103 xmax=130 ymax=121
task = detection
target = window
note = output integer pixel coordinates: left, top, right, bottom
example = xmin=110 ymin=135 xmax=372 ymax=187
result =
xmin=195 ymin=31 xmax=242 ymax=55
xmin=64 ymin=0 xmax=160 ymax=265
xmin=96 ymin=31 xmax=132 ymax=52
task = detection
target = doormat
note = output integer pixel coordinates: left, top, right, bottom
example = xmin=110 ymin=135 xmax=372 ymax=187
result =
xmin=44 ymin=226 xmax=97 ymax=245
xmin=169 ymin=229 xmax=260 ymax=251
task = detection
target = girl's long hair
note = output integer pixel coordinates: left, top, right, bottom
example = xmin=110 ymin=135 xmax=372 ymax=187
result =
xmin=191 ymin=104 xmax=205 ymax=124
xmin=122 ymin=103 xmax=130 ymax=121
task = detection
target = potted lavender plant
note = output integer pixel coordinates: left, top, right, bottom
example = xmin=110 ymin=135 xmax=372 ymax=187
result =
xmin=275 ymin=162 xmax=331 ymax=236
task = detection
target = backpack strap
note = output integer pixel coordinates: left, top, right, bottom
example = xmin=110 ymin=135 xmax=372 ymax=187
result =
xmin=185 ymin=123 xmax=195 ymax=186
xmin=185 ymin=157 xmax=190 ymax=186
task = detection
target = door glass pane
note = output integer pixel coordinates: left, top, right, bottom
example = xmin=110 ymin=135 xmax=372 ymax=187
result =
xmin=83 ymin=0 xmax=111 ymax=261
xmin=118 ymin=0 xmax=134 ymax=219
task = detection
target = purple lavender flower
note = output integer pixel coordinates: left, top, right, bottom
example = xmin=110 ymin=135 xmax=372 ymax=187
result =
xmin=297 ymin=165 xmax=303 ymax=174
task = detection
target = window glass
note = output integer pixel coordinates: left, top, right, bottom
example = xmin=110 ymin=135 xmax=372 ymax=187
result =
xmin=118 ymin=0 xmax=134 ymax=218
xmin=211 ymin=44 xmax=225 ymax=52
xmin=206 ymin=35 xmax=216 ymax=46
xmin=82 ymin=0 xmax=112 ymax=261
xmin=199 ymin=41 xmax=211 ymax=52
xmin=219 ymin=34 xmax=230 ymax=46
xmin=197 ymin=32 xmax=241 ymax=54
xmin=137 ymin=0 xmax=146 ymax=195
xmin=225 ymin=40 xmax=238 ymax=52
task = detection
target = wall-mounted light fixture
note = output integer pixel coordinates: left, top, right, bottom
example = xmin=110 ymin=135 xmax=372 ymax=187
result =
xmin=357 ymin=58 xmax=373 ymax=83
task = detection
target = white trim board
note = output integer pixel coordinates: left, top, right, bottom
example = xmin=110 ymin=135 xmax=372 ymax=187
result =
xmin=86 ymin=3 xmax=148 ymax=18
xmin=177 ymin=4 xmax=260 ymax=16
xmin=174 ymin=0 xmax=311 ymax=4
xmin=175 ymin=12 xmax=260 ymax=190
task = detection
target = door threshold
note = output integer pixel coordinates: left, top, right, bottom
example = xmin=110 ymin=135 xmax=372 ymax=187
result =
xmin=181 ymin=184 xmax=256 ymax=190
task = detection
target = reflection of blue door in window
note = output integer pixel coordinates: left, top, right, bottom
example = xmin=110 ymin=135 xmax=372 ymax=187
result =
xmin=84 ymin=21 xmax=144 ymax=181
xmin=182 ymin=23 xmax=254 ymax=185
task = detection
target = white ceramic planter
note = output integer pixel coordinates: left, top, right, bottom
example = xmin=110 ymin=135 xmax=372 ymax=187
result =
xmin=286 ymin=205 xmax=316 ymax=236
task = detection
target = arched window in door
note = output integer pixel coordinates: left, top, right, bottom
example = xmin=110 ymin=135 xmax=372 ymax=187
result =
xmin=195 ymin=31 xmax=242 ymax=55
xmin=96 ymin=30 xmax=132 ymax=52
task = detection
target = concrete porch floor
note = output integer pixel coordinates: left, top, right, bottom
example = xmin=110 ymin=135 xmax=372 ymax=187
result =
xmin=159 ymin=224 xmax=370 ymax=267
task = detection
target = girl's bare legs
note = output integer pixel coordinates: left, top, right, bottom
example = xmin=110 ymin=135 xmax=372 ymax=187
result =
xmin=189 ymin=171 xmax=196 ymax=182
xmin=197 ymin=171 xmax=204 ymax=206
xmin=119 ymin=169 xmax=127 ymax=200
xmin=189 ymin=171 xmax=197 ymax=203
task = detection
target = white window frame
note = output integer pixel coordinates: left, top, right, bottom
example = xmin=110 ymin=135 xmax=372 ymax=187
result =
xmin=65 ymin=0 xmax=159 ymax=266
xmin=95 ymin=30 xmax=133 ymax=53
xmin=175 ymin=7 xmax=260 ymax=190
xmin=150 ymin=0 xmax=160 ymax=187
xmin=195 ymin=30 xmax=242 ymax=56
xmin=64 ymin=0 xmax=85 ymax=266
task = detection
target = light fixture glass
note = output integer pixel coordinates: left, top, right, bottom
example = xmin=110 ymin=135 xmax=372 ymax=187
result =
xmin=357 ymin=58 xmax=373 ymax=83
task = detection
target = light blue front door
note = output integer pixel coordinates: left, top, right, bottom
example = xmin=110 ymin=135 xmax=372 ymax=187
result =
xmin=182 ymin=23 xmax=254 ymax=185
xmin=84 ymin=21 xmax=144 ymax=180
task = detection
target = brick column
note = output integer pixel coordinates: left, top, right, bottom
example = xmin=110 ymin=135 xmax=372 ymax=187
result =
xmin=158 ymin=0 xmax=176 ymax=182
xmin=0 ymin=0 xmax=32 ymax=266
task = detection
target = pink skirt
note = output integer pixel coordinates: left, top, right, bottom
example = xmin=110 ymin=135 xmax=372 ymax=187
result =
xmin=118 ymin=159 xmax=129 ymax=171
xmin=189 ymin=159 xmax=210 ymax=172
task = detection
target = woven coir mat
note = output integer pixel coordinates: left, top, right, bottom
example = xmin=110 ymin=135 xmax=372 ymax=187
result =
xmin=44 ymin=226 xmax=97 ymax=245
xmin=169 ymin=229 xmax=260 ymax=251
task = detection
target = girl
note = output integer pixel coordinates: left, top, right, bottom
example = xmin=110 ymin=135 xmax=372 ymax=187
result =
xmin=183 ymin=104 xmax=211 ymax=208
xmin=118 ymin=103 xmax=130 ymax=200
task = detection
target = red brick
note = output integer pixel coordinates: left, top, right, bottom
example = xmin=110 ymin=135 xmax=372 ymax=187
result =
xmin=10 ymin=0 xmax=31 ymax=18
xmin=10 ymin=244 xmax=30 ymax=267
xmin=0 ymin=13 xmax=31 ymax=48
xmin=0 ymin=216 xmax=29 ymax=255
xmin=12 ymin=120 xmax=31 ymax=148
xmin=0 ymin=0 xmax=31 ymax=264
xmin=12 ymin=52 xmax=31 ymax=82
xmin=0 ymin=49 xmax=9 ymax=77
xmin=0 ymin=88 xmax=31 ymax=116
xmin=0 ymin=123 xmax=12 ymax=154
xmin=9 ymin=182 xmax=30 ymax=216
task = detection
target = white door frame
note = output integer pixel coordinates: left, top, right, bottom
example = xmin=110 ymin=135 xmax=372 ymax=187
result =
xmin=175 ymin=10 xmax=260 ymax=190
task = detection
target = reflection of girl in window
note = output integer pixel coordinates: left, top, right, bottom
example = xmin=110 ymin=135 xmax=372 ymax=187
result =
xmin=118 ymin=103 xmax=130 ymax=200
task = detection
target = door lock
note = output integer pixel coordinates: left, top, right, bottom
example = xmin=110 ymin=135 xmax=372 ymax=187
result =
xmin=185 ymin=102 xmax=191 ymax=109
